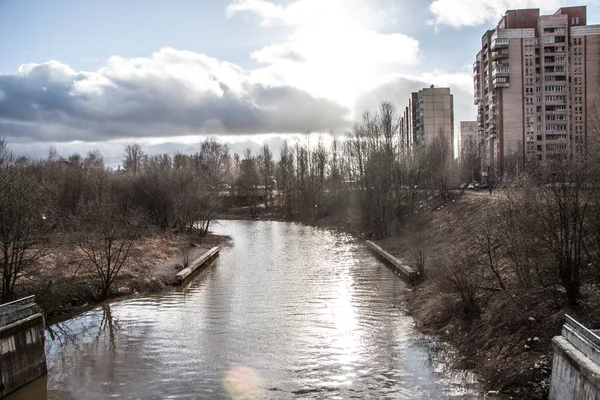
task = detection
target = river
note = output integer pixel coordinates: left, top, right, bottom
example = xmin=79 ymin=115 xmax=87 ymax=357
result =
xmin=10 ymin=220 xmax=482 ymax=399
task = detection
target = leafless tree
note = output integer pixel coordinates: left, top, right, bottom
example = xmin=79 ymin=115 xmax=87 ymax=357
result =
xmin=258 ymin=144 xmax=274 ymax=210
xmin=123 ymin=144 xmax=145 ymax=176
xmin=238 ymin=148 xmax=259 ymax=218
xmin=426 ymin=129 xmax=457 ymax=199
xmin=436 ymin=251 xmax=485 ymax=316
xmin=73 ymin=178 xmax=146 ymax=299
xmin=460 ymin=134 xmax=481 ymax=183
xmin=0 ymin=141 xmax=56 ymax=302
xmin=277 ymin=141 xmax=296 ymax=219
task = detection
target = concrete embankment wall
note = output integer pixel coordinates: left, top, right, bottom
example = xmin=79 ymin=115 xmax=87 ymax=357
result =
xmin=365 ymin=241 xmax=419 ymax=285
xmin=0 ymin=296 xmax=47 ymax=397
xmin=175 ymin=247 xmax=220 ymax=285
xmin=549 ymin=315 xmax=600 ymax=400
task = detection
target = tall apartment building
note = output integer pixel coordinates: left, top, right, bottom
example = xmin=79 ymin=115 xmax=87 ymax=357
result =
xmin=473 ymin=6 xmax=600 ymax=181
xmin=399 ymin=85 xmax=454 ymax=156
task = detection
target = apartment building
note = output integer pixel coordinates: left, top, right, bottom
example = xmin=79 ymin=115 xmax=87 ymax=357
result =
xmin=399 ymin=85 xmax=454 ymax=156
xmin=473 ymin=6 xmax=600 ymax=181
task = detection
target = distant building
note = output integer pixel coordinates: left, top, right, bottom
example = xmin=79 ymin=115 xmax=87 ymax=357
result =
xmin=458 ymin=121 xmax=478 ymax=162
xmin=400 ymin=85 xmax=454 ymax=157
xmin=473 ymin=5 xmax=600 ymax=182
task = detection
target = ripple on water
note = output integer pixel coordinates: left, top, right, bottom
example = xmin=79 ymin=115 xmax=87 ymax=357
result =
xmin=9 ymin=220 xmax=485 ymax=400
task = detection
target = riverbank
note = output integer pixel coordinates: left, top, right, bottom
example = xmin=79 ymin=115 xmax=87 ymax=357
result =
xmin=222 ymin=193 xmax=600 ymax=398
xmin=30 ymin=219 xmax=486 ymax=399
xmin=17 ymin=230 xmax=225 ymax=324
xmin=375 ymin=191 xmax=600 ymax=399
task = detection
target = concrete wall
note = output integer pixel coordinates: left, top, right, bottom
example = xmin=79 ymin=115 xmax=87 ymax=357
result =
xmin=549 ymin=316 xmax=600 ymax=400
xmin=0 ymin=296 xmax=47 ymax=397
xmin=365 ymin=241 xmax=419 ymax=285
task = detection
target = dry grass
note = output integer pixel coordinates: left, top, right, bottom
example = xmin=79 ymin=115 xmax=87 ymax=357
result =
xmin=376 ymin=190 xmax=600 ymax=399
xmin=16 ymin=230 xmax=224 ymax=322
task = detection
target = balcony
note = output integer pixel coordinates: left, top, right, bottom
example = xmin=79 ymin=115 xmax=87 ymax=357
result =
xmin=492 ymin=75 xmax=509 ymax=88
xmin=491 ymin=37 xmax=509 ymax=50
xmin=545 ymin=97 xmax=568 ymax=105
xmin=492 ymin=51 xmax=509 ymax=61
xmin=492 ymin=66 xmax=510 ymax=77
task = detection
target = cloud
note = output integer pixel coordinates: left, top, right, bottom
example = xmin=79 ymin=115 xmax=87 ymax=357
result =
xmin=428 ymin=0 xmax=577 ymax=28
xmin=228 ymin=0 xmax=420 ymax=106
xmin=354 ymin=71 xmax=476 ymax=131
xmin=0 ymin=48 xmax=349 ymax=144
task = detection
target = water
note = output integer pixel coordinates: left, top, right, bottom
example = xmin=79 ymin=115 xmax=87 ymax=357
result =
xmin=10 ymin=220 xmax=482 ymax=399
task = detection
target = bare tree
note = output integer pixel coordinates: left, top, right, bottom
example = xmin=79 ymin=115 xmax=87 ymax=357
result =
xmin=460 ymin=133 xmax=481 ymax=183
xmin=123 ymin=144 xmax=145 ymax=176
xmin=426 ymin=129 xmax=457 ymax=199
xmin=436 ymin=251 xmax=485 ymax=316
xmin=0 ymin=142 xmax=55 ymax=302
xmin=258 ymin=144 xmax=274 ymax=209
xmin=238 ymin=149 xmax=259 ymax=218
xmin=73 ymin=179 xmax=145 ymax=299
xmin=277 ymin=141 xmax=295 ymax=219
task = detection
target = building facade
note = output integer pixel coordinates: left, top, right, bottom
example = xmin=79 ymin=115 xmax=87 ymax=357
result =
xmin=399 ymin=85 xmax=454 ymax=157
xmin=473 ymin=6 xmax=600 ymax=182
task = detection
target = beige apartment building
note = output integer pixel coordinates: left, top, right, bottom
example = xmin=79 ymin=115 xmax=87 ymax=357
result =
xmin=400 ymin=85 xmax=454 ymax=157
xmin=473 ymin=6 xmax=600 ymax=182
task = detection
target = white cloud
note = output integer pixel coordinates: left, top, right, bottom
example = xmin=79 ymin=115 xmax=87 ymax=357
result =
xmin=228 ymin=0 xmax=420 ymax=110
xmin=409 ymin=70 xmax=475 ymax=95
xmin=429 ymin=0 xmax=577 ymax=28
xmin=0 ymin=48 xmax=349 ymax=144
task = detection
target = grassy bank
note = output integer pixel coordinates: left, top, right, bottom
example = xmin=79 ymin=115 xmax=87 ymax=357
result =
xmin=16 ymin=231 xmax=224 ymax=324
xmin=376 ymin=191 xmax=600 ymax=399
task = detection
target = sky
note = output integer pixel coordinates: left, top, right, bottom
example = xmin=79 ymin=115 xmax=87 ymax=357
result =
xmin=1 ymin=0 xmax=599 ymax=164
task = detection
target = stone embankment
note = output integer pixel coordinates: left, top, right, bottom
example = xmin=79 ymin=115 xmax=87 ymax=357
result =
xmin=550 ymin=315 xmax=600 ymax=399
xmin=0 ymin=296 xmax=47 ymax=397
xmin=366 ymin=240 xmax=419 ymax=285
xmin=175 ymin=247 xmax=220 ymax=285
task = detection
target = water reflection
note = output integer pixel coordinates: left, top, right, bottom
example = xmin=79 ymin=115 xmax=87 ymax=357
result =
xmin=9 ymin=220 xmax=484 ymax=399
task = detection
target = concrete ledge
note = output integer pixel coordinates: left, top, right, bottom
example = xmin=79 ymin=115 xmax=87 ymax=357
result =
xmin=562 ymin=325 xmax=600 ymax=366
xmin=366 ymin=241 xmax=419 ymax=285
xmin=0 ymin=313 xmax=45 ymax=339
xmin=175 ymin=247 xmax=219 ymax=285
xmin=550 ymin=336 xmax=600 ymax=399
xmin=0 ymin=296 xmax=39 ymax=327
xmin=0 ymin=303 xmax=47 ymax=398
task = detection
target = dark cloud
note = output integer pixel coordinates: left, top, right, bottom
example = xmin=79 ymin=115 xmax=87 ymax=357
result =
xmin=0 ymin=52 xmax=349 ymax=144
